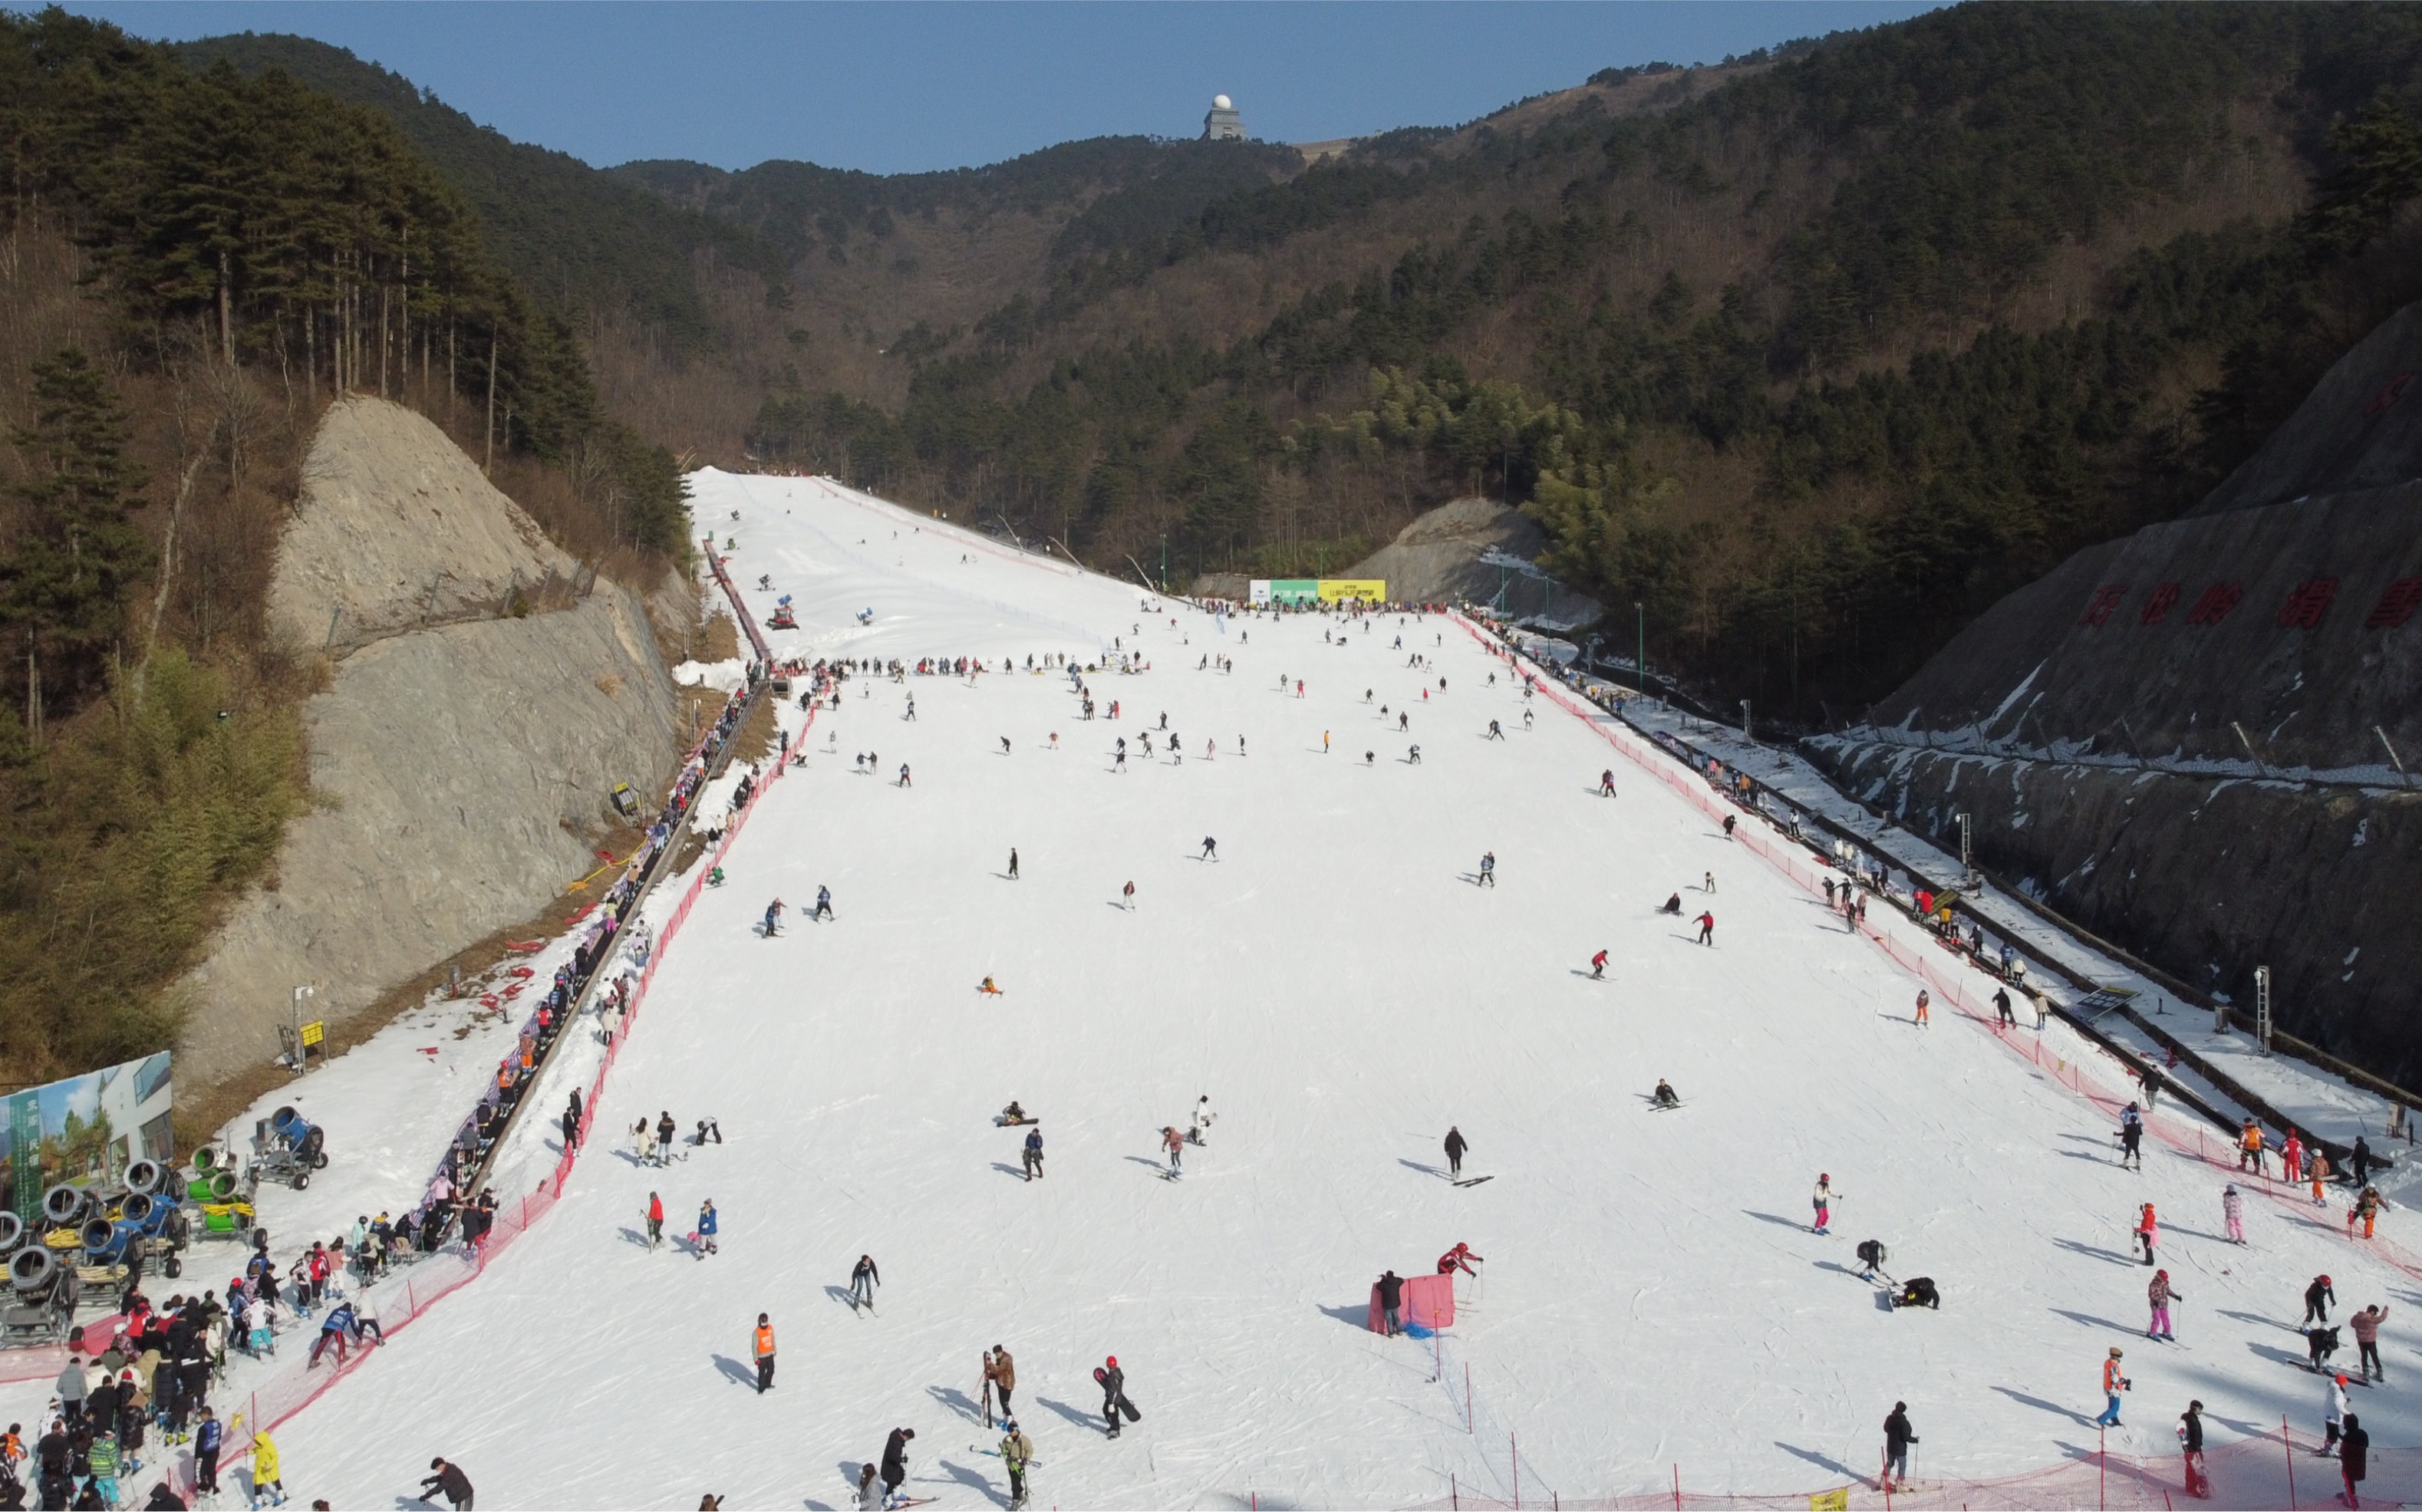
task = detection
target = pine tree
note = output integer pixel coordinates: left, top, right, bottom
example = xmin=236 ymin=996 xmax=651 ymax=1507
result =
xmin=3 ymin=347 xmax=150 ymax=713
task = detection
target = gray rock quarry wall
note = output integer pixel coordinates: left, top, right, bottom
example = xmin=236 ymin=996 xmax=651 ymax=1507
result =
xmin=1804 ymin=303 xmax=2422 ymax=1084
xmin=178 ymin=398 xmax=680 ymax=1088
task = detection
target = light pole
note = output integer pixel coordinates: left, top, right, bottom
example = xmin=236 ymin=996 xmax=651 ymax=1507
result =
xmin=289 ymin=983 xmax=316 ymax=1074
xmin=1741 ymin=699 xmax=1753 ymax=744
xmin=1634 ymin=602 xmax=1646 ymax=699
xmin=1158 ymin=535 xmax=1167 ymax=593
xmin=1955 ymin=812 xmax=1975 ymax=889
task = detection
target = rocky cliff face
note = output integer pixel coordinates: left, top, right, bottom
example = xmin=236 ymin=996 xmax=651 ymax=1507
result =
xmin=1804 ymin=304 xmax=2422 ymax=1084
xmin=180 ymin=398 xmax=680 ymax=1087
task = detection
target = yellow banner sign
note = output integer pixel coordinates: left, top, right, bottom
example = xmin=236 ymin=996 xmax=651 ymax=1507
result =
xmin=1317 ymin=579 xmax=1386 ymax=603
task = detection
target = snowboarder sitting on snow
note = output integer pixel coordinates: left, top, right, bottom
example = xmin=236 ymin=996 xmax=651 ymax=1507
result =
xmin=1437 ymin=1242 xmax=1483 ymax=1277
xmin=979 ymin=977 xmax=1003 ymax=995
xmin=1855 ymin=1240 xmax=1889 ymax=1280
xmin=1659 ymin=893 xmax=1682 ymax=914
xmin=1652 ymin=1079 xmax=1679 ymax=1108
xmin=1000 ymin=1102 xmax=1029 ymax=1125
xmin=1893 ymin=1277 xmax=1940 ymax=1309
xmin=707 ymin=867 xmax=725 ymax=888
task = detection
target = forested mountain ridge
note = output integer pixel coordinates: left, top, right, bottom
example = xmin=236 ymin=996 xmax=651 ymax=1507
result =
xmin=174 ymin=6 xmax=2422 ymax=722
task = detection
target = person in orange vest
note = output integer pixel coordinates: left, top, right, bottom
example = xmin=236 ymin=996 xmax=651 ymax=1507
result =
xmin=2094 ymin=1347 xmax=2130 ymax=1426
xmin=753 ymin=1313 xmax=776 ymax=1394
xmin=2238 ymin=1119 xmax=2265 ymax=1174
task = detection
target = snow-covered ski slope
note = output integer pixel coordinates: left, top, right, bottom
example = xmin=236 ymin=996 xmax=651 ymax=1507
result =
xmin=259 ymin=475 xmax=2419 ymax=1507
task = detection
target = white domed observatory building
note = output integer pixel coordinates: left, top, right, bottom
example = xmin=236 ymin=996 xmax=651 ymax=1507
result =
xmin=1203 ymin=94 xmax=1244 ymax=140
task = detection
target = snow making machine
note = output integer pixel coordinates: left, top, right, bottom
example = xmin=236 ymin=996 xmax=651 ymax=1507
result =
xmin=247 ymin=1105 xmax=328 ymax=1191
xmin=183 ymin=1145 xmax=259 ymax=1253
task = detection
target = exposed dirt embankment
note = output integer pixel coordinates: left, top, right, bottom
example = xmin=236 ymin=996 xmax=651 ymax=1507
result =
xmin=1807 ymin=743 xmax=2422 ymax=1084
xmin=180 ymin=398 xmax=679 ymax=1088
xmin=1808 ymin=301 xmax=2422 ymax=1084
xmin=1346 ymin=498 xmax=1602 ymax=625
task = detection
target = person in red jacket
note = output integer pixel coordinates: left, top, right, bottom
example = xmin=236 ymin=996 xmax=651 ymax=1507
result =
xmin=1694 ymin=912 xmax=1715 ymax=946
xmin=645 ymin=1192 xmax=664 ymax=1251
xmin=1437 ymin=1242 xmax=1484 ymax=1277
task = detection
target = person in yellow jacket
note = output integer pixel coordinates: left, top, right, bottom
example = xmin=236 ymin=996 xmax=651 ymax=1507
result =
xmin=249 ymin=1425 xmax=285 ymax=1507
xmin=753 ymin=1313 xmax=776 ymax=1394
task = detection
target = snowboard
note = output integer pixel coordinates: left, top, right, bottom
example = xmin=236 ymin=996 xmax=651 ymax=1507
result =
xmin=994 ymin=1115 xmax=1040 ymax=1127
xmin=1092 ymin=1369 xmax=1143 ymax=1421
xmin=1454 ymin=1176 xmax=1495 ymax=1187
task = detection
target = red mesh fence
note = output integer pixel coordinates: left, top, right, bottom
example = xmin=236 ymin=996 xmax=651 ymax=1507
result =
xmin=146 ymin=685 xmax=819 ymax=1500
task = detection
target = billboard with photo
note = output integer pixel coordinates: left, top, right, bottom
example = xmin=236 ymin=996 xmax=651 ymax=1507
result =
xmin=0 ymin=1053 xmax=173 ymax=1222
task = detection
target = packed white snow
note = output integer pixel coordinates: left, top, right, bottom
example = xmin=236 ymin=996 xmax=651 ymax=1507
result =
xmin=48 ymin=472 xmax=2413 ymax=1510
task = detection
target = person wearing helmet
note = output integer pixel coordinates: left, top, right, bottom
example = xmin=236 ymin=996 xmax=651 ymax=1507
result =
xmin=1812 ymin=1174 xmax=1842 ymax=1235
xmin=2147 ymin=1270 xmax=2180 ymax=1341
xmin=1099 ymin=1356 xmax=1126 ymax=1439
xmin=997 ymin=1418 xmax=1035 ymax=1509
xmin=2095 ymin=1347 xmax=2130 ymax=1426
xmin=2306 ymin=1275 xmax=2336 ymax=1326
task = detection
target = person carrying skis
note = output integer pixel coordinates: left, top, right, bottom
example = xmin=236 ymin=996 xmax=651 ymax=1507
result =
xmin=1437 ymin=1242 xmax=1482 ymax=1276
xmin=1812 ymin=1174 xmax=1841 ymax=1235
xmin=2223 ymin=1185 xmax=2245 ymax=1244
xmin=420 ymin=1457 xmax=474 ymax=1510
xmin=2118 ymin=1105 xmax=2144 ymax=1170
xmin=695 ymin=1200 xmax=718 ymax=1259
xmin=812 ymin=886 xmax=834 ymax=921
xmin=1021 ymin=1128 xmax=1043 ymax=1181
xmin=2180 ymin=1401 xmax=2208 ymax=1499
xmin=1694 ymin=911 xmax=1715 ymax=945
xmin=2095 ymin=1348 xmax=2130 ymax=1426
xmin=1590 ymin=949 xmax=1609 ymax=980
xmin=1882 ymin=1402 xmax=1916 ymax=1492
xmin=998 ymin=1420 xmax=1035 ymax=1510
xmin=2147 ymin=1270 xmax=2180 ymax=1341
xmin=2306 ymin=1275 xmax=2337 ymax=1326
xmin=1444 ymin=1126 xmax=1468 ymax=1180
xmin=849 ymin=1254 xmax=880 ymax=1309
xmin=752 ymin=1314 xmax=776 ymax=1393
xmin=762 ymin=898 xmax=784 ymax=937
xmin=987 ymin=1345 xmax=1017 ymax=1419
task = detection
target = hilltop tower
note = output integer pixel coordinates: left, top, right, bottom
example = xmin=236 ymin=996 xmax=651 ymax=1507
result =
xmin=1203 ymin=94 xmax=1244 ymax=141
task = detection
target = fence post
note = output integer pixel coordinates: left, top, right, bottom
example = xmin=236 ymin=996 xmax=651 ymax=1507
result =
xmin=2099 ymin=1425 xmax=2107 ymax=1511
xmin=1466 ymin=1363 xmax=1472 ymax=1434
xmin=1673 ymin=1464 xmax=1682 ymax=1510
xmin=2282 ymin=1414 xmax=2295 ymax=1510
xmin=1452 ymin=1474 xmax=1458 ymax=1510
xmin=1513 ymin=1431 xmax=1519 ymax=1509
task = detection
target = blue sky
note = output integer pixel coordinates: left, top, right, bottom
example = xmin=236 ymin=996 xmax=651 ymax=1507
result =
xmin=61 ymin=2 xmax=1943 ymax=176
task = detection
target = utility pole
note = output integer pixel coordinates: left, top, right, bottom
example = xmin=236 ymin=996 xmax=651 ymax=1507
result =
xmin=2253 ymin=966 xmax=2273 ymax=1055
xmin=1741 ymin=699 xmax=1753 ymax=744
xmin=1955 ymin=812 xmax=1975 ymax=889
xmin=1158 ymin=534 xmax=1167 ymax=593
xmin=1635 ymin=602 xmax=1646 ymax=700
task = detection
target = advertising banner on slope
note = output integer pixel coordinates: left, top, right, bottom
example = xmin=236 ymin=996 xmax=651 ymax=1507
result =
xmin=2 ymin=1053 xmax=173 ymax=1222
xmin=1265 ymin=579 xmax=1320 ymax=605
xmin=1317 ymin=579 xmax=1386 ymax=604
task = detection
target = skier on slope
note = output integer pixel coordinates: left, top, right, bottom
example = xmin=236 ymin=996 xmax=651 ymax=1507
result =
xmin=881 ymin=1428 xmax=915 ymax=1500
xmin=2134 ymin=1203 xmax=2160 ymax=1267
xmin=763 ymin=899 xmax=785 ymax=937
xmin=2223 ymin=1185 xmax=2245 ymax=1244
xmin=1444 ymin=1126 xmax=1468 ymax=1180
xmin=1200 ymin=836 xmax=1218 ymax=861
xmin=1162 ymin=1125 xmax=1185 ymax=1174
xmin=2321 ymin=1372 xmax=2349 ymax=1455
xmin=1437 ymin=1242 xmax=1484 ymax=1276
xmin=2305 ymin=1275 xmax=2336 ymax=1326
xmin=1856 ymin=1239 xmax=1889 ymax=1280
xmin=646 ymin=1193 xmax=664 ymax=1250
xmin=1478 ymin=852 xmax=1496 ymax=888
xmin=1590 ymin=950 xmax=1609 ymax=980
xmin=2118 ymin=1105 xmax=2144 ymax=1169
xmin=2095 ymin=1348 xmax=2131 ymax=1427
xmin=1007 ymin=848 xmax=1019 ymax=880
xmin=812 ymin=886 xmax=834 ymax=921
xmin=1652 ymin=1080 xmax=1680 ymax=1109
xmin=998 ymin=1419 xmax=1036 ymax=1510
xmin=1694 ymin=911 xmax=1715 ymax=946
xmin=2180 ymin=1400 xmax=2209 ymax=1499
xmin=1022 ymin=1128 xmax=1044 ymax=1181
xmin=2147 ymin=1270 xmax=2181 ymax=1341
xmin=1812 ymin=1174 xmax=1842 ymax=1235
xmin=849 ymin=1254 xmax=880 ymax=1310
xmin=695 ymin=1200 xmax=718 ymax=1259
xmin=1600 ymin=769 xmax=1616 ymax=796
xmin=753 ymin=1314 xmax=776 ymax=1393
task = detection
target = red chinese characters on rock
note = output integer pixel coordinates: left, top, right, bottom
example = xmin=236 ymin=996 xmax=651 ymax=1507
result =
xmin=2139 ymin=583 xmax=2181 ymax=625
xmin=2276 ymin=577 xmax=2338 ymax=629
xmin=2184 ymin=583 xmax=2243 ymax=626
xmin=2078 ymin=585 xmax=2127 ymax=627
xmin=2365 ymin=578 xmax=2422 ymax=629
